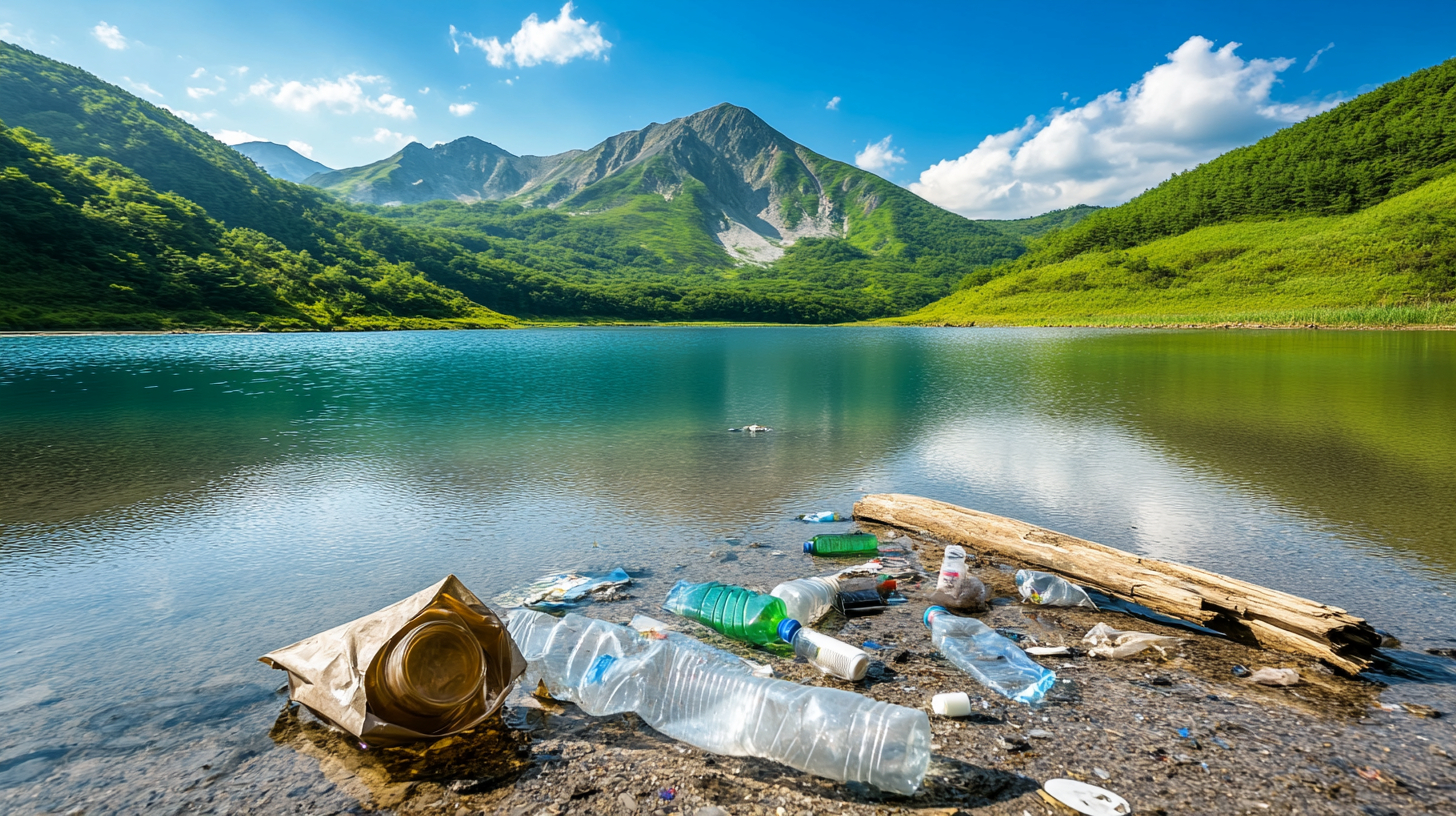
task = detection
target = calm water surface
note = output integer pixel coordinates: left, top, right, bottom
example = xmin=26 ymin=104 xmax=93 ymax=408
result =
xmin=1 ymin=327 xmax=1453 ymax=811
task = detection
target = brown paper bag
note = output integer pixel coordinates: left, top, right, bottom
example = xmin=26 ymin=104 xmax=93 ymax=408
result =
xmin=260 ymin=574 xmax=525 ymax=746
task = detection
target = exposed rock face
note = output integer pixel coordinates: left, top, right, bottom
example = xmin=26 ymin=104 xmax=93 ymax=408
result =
xmin=309 ymin=104 xmax=868 ymax=261
xmin=231 ymin=141 xmax=332 ymax=183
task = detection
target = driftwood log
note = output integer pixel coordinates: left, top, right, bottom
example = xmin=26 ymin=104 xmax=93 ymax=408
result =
xmin=854 ymin=493 xmax=1380 ymax=675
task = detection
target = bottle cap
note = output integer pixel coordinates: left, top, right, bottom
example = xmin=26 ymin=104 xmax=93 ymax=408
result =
xmin=931 ymin=691 xmax=972 ymax=717
xmin=802 ymin=541 xmax=814 ymax=553
xmin=777 ymin=618 xmax=803 ymax=644
xmin=923 ymin=605 xmax=948 ymax=628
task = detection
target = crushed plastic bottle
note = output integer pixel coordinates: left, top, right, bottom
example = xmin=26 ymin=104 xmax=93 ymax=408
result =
xmin=770 ymin=575 xmax=840 ymax=625
xmin=924 ymin=606 xmax=1057 ymax=705
xmin=507 ymin=609 xmax=930 ymax=794
xmin=1015 ymin=570 xmax=1098 ymax=609
xmin=804 ymin=533 xmax=879 ymax=556
xmin=926 ymin=545 xmax=990 ymax=611
xmin=662 ymin=581 xmax=797 ymax=647
xmin=796 ymin=511 xmax=844 ymax=523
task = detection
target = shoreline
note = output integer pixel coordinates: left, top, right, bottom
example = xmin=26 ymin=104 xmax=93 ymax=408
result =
xmin=5 ymin=319 xmax=1456 ymax=337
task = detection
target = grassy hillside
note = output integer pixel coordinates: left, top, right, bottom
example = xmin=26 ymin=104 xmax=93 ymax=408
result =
xmin=1024 ymin=58 xmax=1456 ymax=265
xmin=0 ymin=122 xmax=513 ymax=330
xmin=901 ymin=171 xmax=1456 ymax=327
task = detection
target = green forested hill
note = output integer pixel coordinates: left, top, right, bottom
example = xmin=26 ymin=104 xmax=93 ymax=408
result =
xmin=904 ymin=58 xmax=1456 ymax=327
xmin=1025 ymin=58 xmax=1456 ymax=265
xmin=0 ymin=122 xmax=513 ymax=329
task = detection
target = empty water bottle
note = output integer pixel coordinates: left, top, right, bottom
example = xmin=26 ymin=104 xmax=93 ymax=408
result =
xmin=662 ymin=581 xmax=797 ymax=647
xmin=797 ymin=511 xmax=844 ymax=523
xmin=770 ymin=575 xmax=840 ymax=624
xmin=803 ymin=533 xmax=879 ymax=556
xmin=923 ymin=606 xmax=1057 ymax=705
xmin=926 ymin=545 xmax=990 ymax=611
xmin=789 ymin=624 xmax=870 ymax=681
xmin=507 ymin=609 xmax=931 ymax=794
xmin=1015 ymin=570 xmax=1097 ymax=609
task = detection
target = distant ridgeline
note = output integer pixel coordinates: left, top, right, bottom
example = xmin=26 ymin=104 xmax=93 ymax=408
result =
xmin=907 ymin=58 xmax=1456 ymax=326
xmin=0 ymin=41 xmax=1098 ymax=330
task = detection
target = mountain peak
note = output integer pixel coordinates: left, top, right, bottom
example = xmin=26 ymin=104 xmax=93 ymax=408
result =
xmin=231 ymin=140 xmax=332 ymax=183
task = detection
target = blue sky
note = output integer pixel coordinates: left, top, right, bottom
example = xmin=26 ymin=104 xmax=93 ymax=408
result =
xmin=3 ymin=1 xmax=1455 ymax=218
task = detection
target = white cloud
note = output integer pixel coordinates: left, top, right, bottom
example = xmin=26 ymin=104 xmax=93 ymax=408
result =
xmin=826 ymin=96 xmax=841 ymax=111
xmin=234 ymin=66 xmax=249 ymax=75
xmin=855 ymin=135 xmax=906 ymax=173
xmin=1 ymin=23 xmax=32 ymax=45
xmin=186 ymin=86 xmax=218 ymax=99
xmin=162 ymin=105 xmax=214 ymax=124
xmin=213 ymin=129 xmax=264 ymax=145
xmin=449 ymin=102 xmax=477 ymax=117
xmin=92 ymin=21 xmax=127 ymax=50
xmin=123 ymin=76 xmax=162 ymax=99
xmin=190 ymin=67 xmax=206 ymax=79
xmin=451 ymin=3 xmax=611 ymax=68
xmin=255 ymin=73 xmax=416 ymax=119
xmin=909 ymin=36 xmax=1338 ymax=219
xmin=1305 ymin=42 xmax=1335 ymax=72
xmin=419 ymin=86 xmax=430 ymax=94
xmin=287 ymin=140 xmax=315 ymax=157
xmin=357 ymin=127 xmax=418 ymax=150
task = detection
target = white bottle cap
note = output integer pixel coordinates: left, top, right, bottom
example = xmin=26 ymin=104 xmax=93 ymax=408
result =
xmin=931 ymin=691 xmax=972 ymax=717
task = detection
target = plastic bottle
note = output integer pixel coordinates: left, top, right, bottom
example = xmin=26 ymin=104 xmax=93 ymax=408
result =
xmin=803 ymin=533 xmax=879 ymax=556
xmin=923 ymin=606 xmax=1057 ymax=705
xmin=662 ymin=581 xmax=798 ymax=647
xmin=1015 ymin=569 xmax=1097 ymax=609
xmin=507 ymin=609 xmax=930 ymax=795
xmin=770 ymin=575 xmax=840 ymax=624
xmin=789 ymin=625 xmax=870 ymax=681
xmin=797 ymin=511 xmax=844 ymax=523
xmin=926 ymin=545 xmax=990 ymax=611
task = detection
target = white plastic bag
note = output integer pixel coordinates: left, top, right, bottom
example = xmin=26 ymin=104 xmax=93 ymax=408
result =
xmin=1082 ymin=622 xmax=1182 ymax=659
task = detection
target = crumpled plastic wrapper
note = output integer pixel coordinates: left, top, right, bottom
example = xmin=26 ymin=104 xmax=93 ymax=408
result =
xmin=1248 ymin=667 xmax=1302 ymax=686
xmin=1082 ymin=622 xmax=1184 ymax=659
xmin=260 ymin=574 xmax=525 ymax=746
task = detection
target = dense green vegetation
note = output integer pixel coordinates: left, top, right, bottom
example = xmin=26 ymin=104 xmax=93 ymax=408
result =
xmin=1022 ymin=58 xmax=1456 ymax=265
xmin=902 ymin=170 xmax=1456 ymax=326
xmin=0 ymin=122 xmax=513 ymax=330
xmin=902 ymin=58 xmax=1456 ymax=327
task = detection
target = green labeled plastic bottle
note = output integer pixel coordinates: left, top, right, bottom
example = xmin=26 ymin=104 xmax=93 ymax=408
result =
xmin=662 ymin=581 xmax=800 ymax=646
xmin=804 ymin=533 xmax=880 ymax=556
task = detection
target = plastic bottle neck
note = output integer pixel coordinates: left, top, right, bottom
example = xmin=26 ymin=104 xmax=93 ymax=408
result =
xmin=777 ymin=618 xmax=803 ymax=644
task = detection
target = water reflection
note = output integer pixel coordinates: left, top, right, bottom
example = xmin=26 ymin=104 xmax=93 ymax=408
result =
xmin=1 ymin=327 xmax=1454 ymax=812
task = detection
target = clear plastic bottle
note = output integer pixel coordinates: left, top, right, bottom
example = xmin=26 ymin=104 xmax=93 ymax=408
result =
xmin=803 ymin=533 xmax=879 ymax=556
xmin=790 ymin=625 xmax=870 ymax=681
xmin=923 ymin=606 xmax=1057 ymax=705
xmin=507 ymin=609 xmax=930 ymax=795
xmin=1015 ymin=569 xmax=1097 ymax=609
xmin=770 ymin=575 xmax=841 ymax=624
xmin=662 ymin=581 xmax=797 ymax=646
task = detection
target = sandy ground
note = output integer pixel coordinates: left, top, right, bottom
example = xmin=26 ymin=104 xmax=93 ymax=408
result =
xmin=251 ymin=526 xmax=1456 ymax=816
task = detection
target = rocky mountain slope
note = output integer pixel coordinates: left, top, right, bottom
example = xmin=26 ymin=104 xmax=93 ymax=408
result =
xmin=310 ymin=104 xmax=1017 ymax=266
xmin=233 ymin=141 xmax=332 ymax=183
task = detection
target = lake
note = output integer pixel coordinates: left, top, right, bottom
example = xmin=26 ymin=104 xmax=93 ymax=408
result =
xmin=1 ymin=327 xmax=1453 ymax=812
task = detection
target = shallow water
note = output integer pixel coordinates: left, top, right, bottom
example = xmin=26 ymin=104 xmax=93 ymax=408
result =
xmin=1 ymin=327 xmax=1453 ymax=812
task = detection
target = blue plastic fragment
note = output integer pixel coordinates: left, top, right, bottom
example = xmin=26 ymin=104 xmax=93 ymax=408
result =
xmin=1178 ymin=727 xmax=1191 ymax=738
xmin=863 ymin=640 xmax=883 ymax=650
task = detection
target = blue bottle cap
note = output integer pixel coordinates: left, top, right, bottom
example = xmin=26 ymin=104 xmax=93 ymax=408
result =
xmin=923 ymin=605 xmax=948 ymax=628
xmin=802 ymin=540 xmax=814 ymax=553
xmin=777 ymin=618 xmax=803 ymax=644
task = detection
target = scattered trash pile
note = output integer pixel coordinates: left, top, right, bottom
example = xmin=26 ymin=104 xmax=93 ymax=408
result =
xmin=261 ymin=506 xmax=1420 ymax=813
